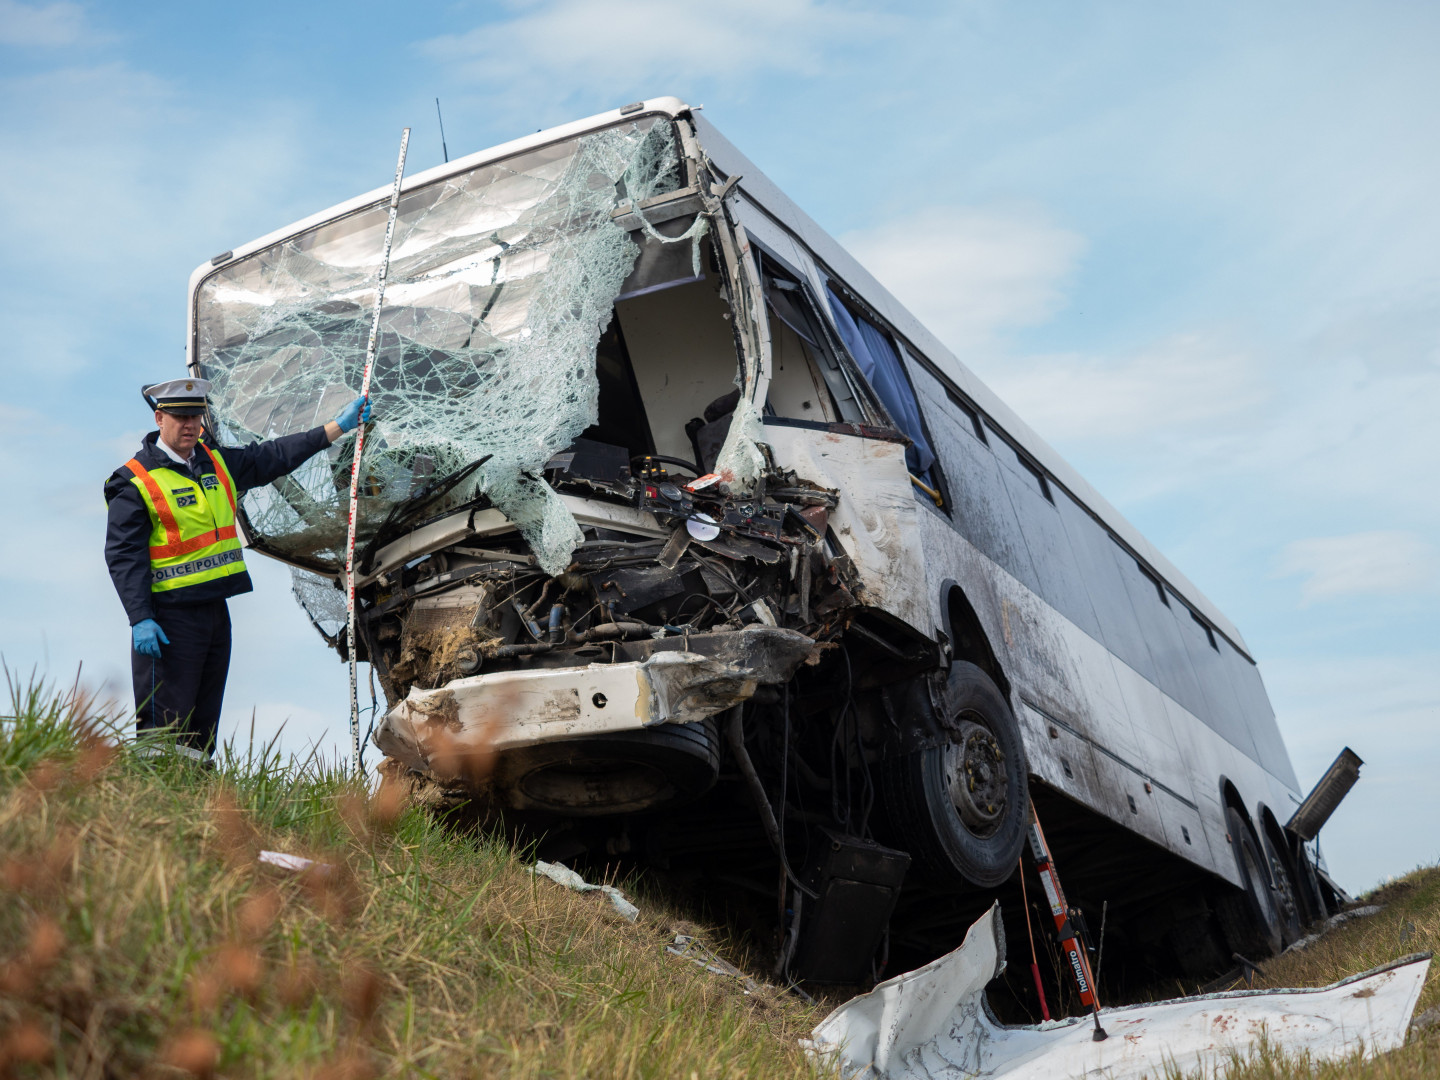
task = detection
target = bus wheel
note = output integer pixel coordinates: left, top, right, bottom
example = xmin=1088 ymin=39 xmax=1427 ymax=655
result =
xmin=879 ymin=662 xmax=1029 ymax=887
xmin=1261 ymin=829 xmax=1304 ymax=946
xmin=1215 ymin=806 xmax=1284 ymax=958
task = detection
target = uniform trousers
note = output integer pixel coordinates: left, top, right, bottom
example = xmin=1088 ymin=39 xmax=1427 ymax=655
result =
xmin=131 ymin=599 xmax=232 ymax=753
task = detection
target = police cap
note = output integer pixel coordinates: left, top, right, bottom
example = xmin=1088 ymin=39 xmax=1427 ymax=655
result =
xmin=143 ymin=378 xmax=211 ymax=416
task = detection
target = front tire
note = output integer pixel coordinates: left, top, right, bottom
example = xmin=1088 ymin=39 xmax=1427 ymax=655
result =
xmin=492 ymin=719 xmax=720 ymax=815
xmin=879 ymin=663 xmax=1029 ymax=887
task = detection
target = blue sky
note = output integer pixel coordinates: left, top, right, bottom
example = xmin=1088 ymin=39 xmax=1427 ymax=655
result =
xmin=1 ymin=0 xmax=1435 ymax=892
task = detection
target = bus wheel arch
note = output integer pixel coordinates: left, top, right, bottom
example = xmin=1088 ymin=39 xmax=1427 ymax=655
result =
xmin=939 ymin=581 xmax=1010 ymax=699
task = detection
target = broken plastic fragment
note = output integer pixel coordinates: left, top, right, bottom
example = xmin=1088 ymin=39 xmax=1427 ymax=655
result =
xmin=686 ymin=512 xmax=721 ymax=541
xmin=258 ymin=850 xmax=334 ymax=876
xmin=529 ymin=860 xmax=639 ymax=922
xmin=805 ymin=902 xmax=1430 ymax=1080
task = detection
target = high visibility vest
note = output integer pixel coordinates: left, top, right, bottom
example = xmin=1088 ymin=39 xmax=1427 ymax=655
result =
xmin=125 ymin=444 xmax=247 ymax=594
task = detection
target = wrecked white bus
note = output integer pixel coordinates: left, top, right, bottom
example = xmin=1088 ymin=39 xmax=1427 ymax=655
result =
xmin=187 ymin=98 xmax=1350 ymax=991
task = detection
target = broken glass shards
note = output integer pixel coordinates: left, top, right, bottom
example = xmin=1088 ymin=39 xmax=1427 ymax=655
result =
xmin=196 ymin=117 xmax=687 ymax=574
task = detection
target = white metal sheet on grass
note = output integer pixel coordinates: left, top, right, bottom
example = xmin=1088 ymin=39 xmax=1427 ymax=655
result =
xmin=806 ymin=903 xmax=1429 ymax=1079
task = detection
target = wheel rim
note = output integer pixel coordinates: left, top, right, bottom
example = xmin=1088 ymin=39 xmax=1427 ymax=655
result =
xmin=943 ymin=716 xmax=1008 ymax=836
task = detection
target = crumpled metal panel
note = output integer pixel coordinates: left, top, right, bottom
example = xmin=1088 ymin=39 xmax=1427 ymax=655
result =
xmin=806 ymin=903 xmax=1429 ymax=1080
xmin=373 ymin=627 xmax=816 ymax=781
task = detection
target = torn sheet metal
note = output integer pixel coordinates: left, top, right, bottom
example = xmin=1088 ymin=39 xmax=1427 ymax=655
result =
xmin=761 ymin=422 xmax=928 ymax=630
xmin=805 ymin=903 xmax=1430 ymax=1080
xmin=530 ymin=859 xmax=638 ymax=921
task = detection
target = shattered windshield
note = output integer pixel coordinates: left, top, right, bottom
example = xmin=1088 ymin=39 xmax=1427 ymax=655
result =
xmin=194 ymin=116 xmax=685 ymax=576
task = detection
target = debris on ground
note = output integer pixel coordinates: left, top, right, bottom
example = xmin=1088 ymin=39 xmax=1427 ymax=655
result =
xmin=666 ymin=934 xmax=761 ymax=995
xmin=529 ymin=860 xmax=639 ymax=922
xmin=1284 ymin=903 xmax=1385 ymax=952
xmin=1412 ymin=1006 xmax=1440 ymax=1037
xmin=804 ymin=903 xmax=1430 ymax=1080
xmin=257 ymin=850 xmax=333 ymax=875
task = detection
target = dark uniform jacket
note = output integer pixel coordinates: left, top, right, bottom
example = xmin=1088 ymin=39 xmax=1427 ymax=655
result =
xmin=104 ymin=427 xmax=330 ymax=626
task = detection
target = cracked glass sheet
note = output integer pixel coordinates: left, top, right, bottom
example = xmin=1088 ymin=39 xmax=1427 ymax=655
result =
xmin=196 ymin=117 xmax=683 ymax=575
xmin=290 ymin=567 xmax=348 ymax=644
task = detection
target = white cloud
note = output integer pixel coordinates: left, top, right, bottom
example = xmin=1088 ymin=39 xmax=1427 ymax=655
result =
xmin=0 ymin=0 xmax=87 ymax=47
xmin=421 ymin=0 xmax=885 ymax=100
xmin=987 ymin=332 xmax=1268 ymax=443
xmin=0 ymin=61 xmax=309 ymax=377
xmin=1277 ymin=531 xmax=1438 ymax=603
xmin=839 ymin=205 xmax=1084 ymax=355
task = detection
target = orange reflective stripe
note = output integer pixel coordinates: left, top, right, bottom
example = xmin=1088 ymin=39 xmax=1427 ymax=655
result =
xmin=126 ymin=458 xmax=182 ymax=546
xmin=197 ymin=443 xmax=236 ymax=511
xmin=149 ymin=524 xmax=238 ymax=560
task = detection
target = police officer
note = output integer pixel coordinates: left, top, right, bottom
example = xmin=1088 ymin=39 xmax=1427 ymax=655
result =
xmin=105 ymin=378 xmax=371 ymax=758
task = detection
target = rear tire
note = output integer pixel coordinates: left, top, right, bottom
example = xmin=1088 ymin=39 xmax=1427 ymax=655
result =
xmin=1260 ymin=827 xmax=1304 ymax=946
xmin=1215 ymin=806 xmax=1284 ymax=958
xmin=879 ymin=663 xmax=1029 ymax=887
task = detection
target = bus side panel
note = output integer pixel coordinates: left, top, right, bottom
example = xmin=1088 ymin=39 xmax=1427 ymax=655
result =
xmin=1109 ymin=541 xmax=1215 ymax=727
xmin=990 ymin=443 xmax=1106 ymax=641
xmin=912 ymin=382 xmax=1042 ymax=595
xmin=1108 ymin=659 xmax=1231 ymax=880
xmin=1048 ymin=492 xmax=1163 ymax=689
xmin=916 ymin=509 xmax=1183 ymax=858
xmin=1218 ymin=639 xmax=1300 ymax=792
xmin=760 ymin=421 xmax=932 ymax=632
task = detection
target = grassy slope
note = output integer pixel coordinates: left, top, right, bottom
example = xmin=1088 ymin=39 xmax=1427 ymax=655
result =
xmin=0 ymin=677 xmax=821 ymax=1078
xmin=2 ymin=674 xmax=1437 ymax=1079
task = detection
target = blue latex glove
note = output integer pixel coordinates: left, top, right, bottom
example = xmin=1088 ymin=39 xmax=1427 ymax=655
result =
xmin=133 ymin=618 xmax=169 ymax=659
xmin=333 ymin=396 xmax=372 ymax=434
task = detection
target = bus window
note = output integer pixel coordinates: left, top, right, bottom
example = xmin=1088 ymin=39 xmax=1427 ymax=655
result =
xmin=824 ymin=287 xmax=937 ymax=479
xmin=987 ymin=426 xmax=1052 ymax=502
xmin=768 ymin=321 xmax=840 ymax=422
xmin=944 ymin=386 xmax=987 ymax=443
xmin=760 ymin=263 xmax=868 ymax=424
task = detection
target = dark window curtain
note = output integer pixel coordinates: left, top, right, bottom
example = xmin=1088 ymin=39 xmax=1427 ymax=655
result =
xmin=824 ymin=287 xmax=936 ymax=475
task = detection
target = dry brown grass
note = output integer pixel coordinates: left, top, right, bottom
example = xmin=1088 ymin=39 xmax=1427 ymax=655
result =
xmin=0 ymin=677 xmax=823 ymax=1078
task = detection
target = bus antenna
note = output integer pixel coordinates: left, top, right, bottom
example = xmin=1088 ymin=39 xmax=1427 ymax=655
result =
xmin=435 ymin=98 xmax=449 ymax=163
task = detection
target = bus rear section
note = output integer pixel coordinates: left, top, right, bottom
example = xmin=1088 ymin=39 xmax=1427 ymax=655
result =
xmin=189 ymin=98 xmax=1343 ymax=990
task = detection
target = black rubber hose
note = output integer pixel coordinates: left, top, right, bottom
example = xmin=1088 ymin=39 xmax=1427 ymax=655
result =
xmin=726 ymin=706 xmax=817 ymax=899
